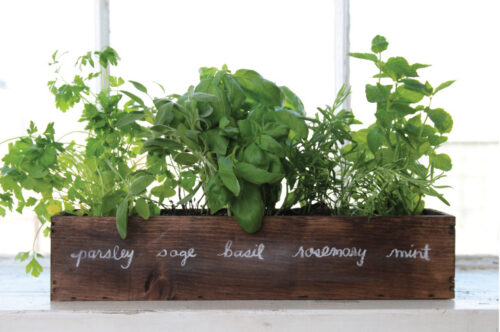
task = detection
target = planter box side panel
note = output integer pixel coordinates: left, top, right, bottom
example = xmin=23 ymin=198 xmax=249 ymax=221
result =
xmin=50 ymin=214 xmax=455 ymax=301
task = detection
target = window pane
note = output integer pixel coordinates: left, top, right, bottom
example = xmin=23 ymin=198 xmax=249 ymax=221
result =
xmin=109 ymin=0 xmax=336 ymax=114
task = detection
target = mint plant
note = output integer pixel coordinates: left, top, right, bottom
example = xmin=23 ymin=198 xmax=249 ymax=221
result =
xmin=346 ymin=35 xmax=454 ymax=215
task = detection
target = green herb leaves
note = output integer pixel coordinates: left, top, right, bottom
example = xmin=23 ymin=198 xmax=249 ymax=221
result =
xmin=230 ymin=180 xmax=264 ymax=233
xmin=25 ymin=257 xmax=43 ymax=277
xmin=367 ymin=125 xmax=386 ymax=153
xmin=218 ymin=157 xmax=240 ymax=196
xmin=371 ymin=35 xmax=388 ymax=53
xmin=233 ymin=69 xmax=284 ymax=107
xmin=130 ymin=175 xmax=154 ymax=196
xmin=135 ymin=198 xmax=150 ymax=219
xmin=1 ymin=37 xmax=455 ymax=278
xmin=427 ymin=108 xmax=453 ymax=133
xmin=345 ymin=35 xmax=454 ymax=215
xmin=116 ymin=199 xmax=129 ymax=239
xmin=147 ymin=65 xmax=305 ymax=232
xmin=365 ymin=84 xmax=392 ymax=103
xmin=430 ymin=153 xmax=452 ymax=171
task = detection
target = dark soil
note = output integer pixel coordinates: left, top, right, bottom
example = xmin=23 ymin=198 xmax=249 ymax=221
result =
xmin=159 ymin=202 xmax=333 ymax=216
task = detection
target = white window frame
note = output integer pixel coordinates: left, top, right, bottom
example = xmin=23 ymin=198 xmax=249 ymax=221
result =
xmin=95 ymin=0 xmax=110 ymax=91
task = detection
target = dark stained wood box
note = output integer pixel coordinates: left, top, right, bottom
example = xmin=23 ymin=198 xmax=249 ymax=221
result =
xmin=50 ymin=210 xmax=455 ymax=301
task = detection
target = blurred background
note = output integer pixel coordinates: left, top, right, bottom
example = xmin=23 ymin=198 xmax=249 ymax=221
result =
xmin=0 ymin=0 xmax=498 ymax=256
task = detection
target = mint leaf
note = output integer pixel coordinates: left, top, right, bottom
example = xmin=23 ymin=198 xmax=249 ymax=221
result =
xmin=371 ymin=35 xmax=388 ymax=53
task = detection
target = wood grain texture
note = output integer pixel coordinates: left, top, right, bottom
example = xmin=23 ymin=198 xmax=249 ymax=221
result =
xmin=51 ymin=211 xmax=455 ymax=301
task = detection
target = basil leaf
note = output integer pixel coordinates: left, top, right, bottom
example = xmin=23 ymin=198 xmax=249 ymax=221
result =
xmin=233 ymin=69 xmax=284 ymax=107
xmin=218 ymin=157 xmax=240 ymax=196
xmin=206 ymin=174 xmax=231 ymax=213
xmin=234 ymin=162 xmax=283 ymax=185
xmin=230 ymin=180 xmax=264 ymax=233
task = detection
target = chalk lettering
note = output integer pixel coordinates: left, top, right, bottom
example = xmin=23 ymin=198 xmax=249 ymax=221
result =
xmin=292 ymin=245 xmax=367 ymax=267
xmin=385 ymin=244 xmax=431 ymax=261
xmin=69 ymin=245 xmax=134 ymax=269
xmin=156 ymin=248 xmax=197 ymax=266
xmin=217 ymin=240 xmax=265 ymax=260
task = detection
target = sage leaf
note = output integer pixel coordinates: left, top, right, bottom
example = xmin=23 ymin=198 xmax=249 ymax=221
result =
xmin=135 ymin=198 xmax=150 ymax=219
xmin=174 ymin=152 xmax=198 ymax=166
xmin=115 ymin=112 xmax=145 ymax=128
xmin=202 ymin=129 xmax=229 ymax=155
xmin=102 ymin=190 xmax=126 ymax=215
xmin=119 ymin=90 xmax=145 ymax=107
xmin=129 ymin=80 xmax=148 ymax=94
xmin=130 ymin=175 xmax=155 ymax=195
xmin=116 ymin=199 xmax=128 ymax=239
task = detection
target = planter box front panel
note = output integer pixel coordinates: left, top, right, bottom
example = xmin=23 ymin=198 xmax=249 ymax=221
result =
xmin=51 ymin=213 xmax=455 ymax=301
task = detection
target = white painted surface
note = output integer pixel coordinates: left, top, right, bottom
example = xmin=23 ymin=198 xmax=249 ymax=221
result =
xmin=95 ymin=0 xmax=110 ymax=91
xmin=333 ymin=0 xmax=350 ymax=109
xmin=95 ymin=0 xmax=110 ymax=51
xmin=0 ymin=256 xmax=497 ymax=332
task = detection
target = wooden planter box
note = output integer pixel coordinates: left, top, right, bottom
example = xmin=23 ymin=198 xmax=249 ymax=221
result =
xmin=50 ymin=210 xmax=455 ymax=301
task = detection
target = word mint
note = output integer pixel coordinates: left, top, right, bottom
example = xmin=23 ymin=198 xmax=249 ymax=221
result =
xmin=385 ymin=244 xmax=431 ymax=261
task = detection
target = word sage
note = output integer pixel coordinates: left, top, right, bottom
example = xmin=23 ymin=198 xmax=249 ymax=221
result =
xmin=157 ymin=248 xmax=197 ymax=266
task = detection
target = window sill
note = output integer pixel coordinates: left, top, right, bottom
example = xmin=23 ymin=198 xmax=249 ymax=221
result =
xmin=0 ymin=256 xmax=497 ymax=332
